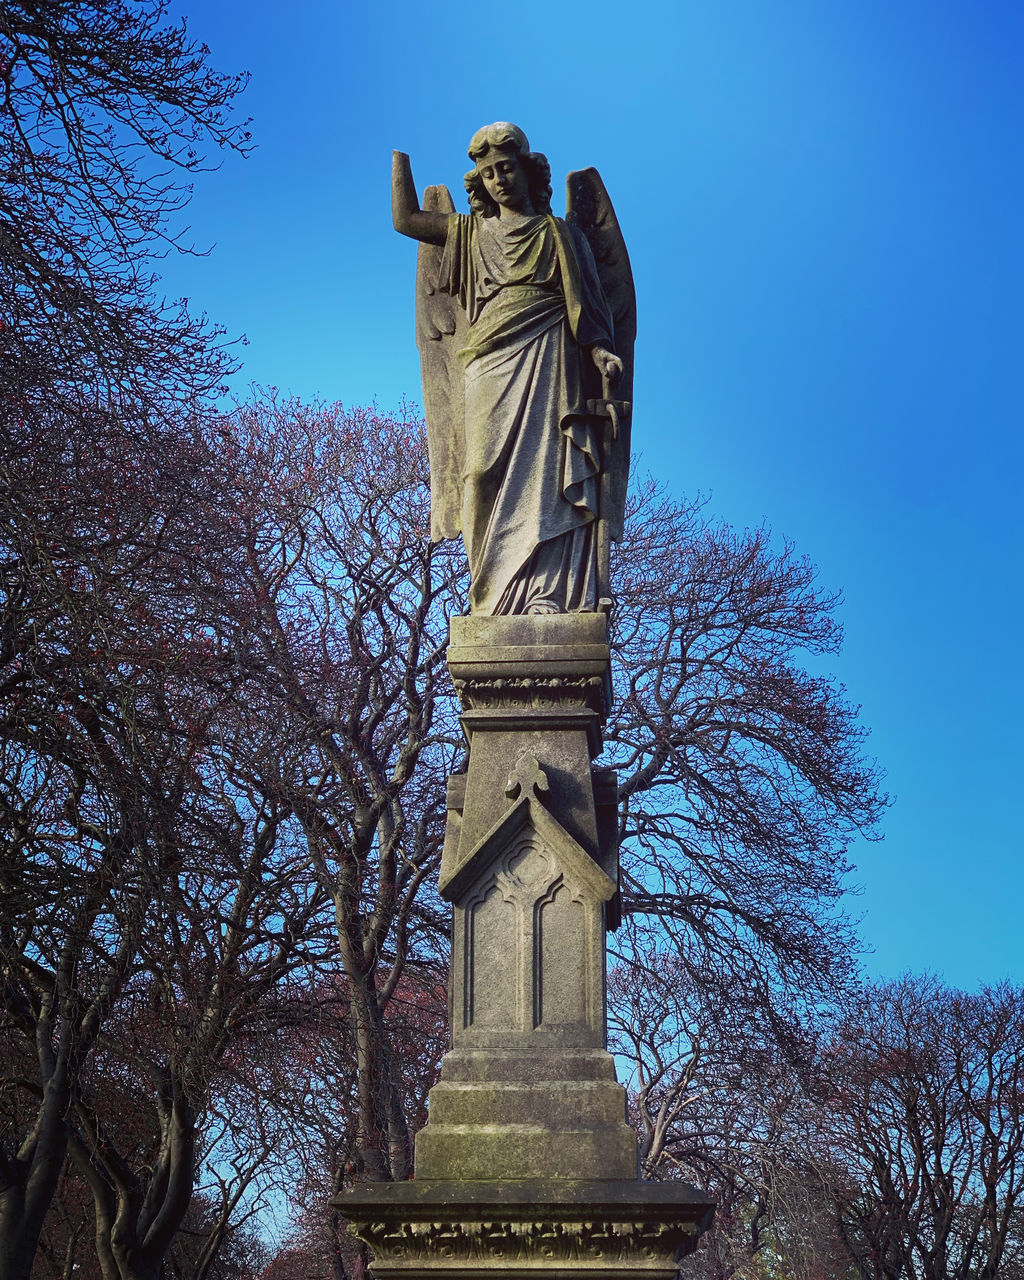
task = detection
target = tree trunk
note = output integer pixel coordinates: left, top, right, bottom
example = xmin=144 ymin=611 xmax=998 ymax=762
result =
xmin=0 ymin=1059 xmax=74 ymax=1280
xmin=349 ymin=989 xmax=394 ymax=1182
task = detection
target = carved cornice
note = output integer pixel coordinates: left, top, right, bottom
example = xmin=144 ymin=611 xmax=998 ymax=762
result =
xmin=348 ymin=1214 xmax=703 ymax=1268
xmin=453 ymin=674 xmax=605 ymax=714
xmin=337 ymin=1178 xmax=715 ymax=1275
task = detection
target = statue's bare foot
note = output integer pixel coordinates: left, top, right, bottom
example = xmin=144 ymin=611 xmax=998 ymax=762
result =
xmin=526 ymin=602 xmax=561 ymax=616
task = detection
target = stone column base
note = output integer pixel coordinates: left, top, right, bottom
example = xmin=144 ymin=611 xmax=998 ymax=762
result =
xmin=415 ymin=1049 xmax=638 ymax=1182
xmin=338 ymin=1179 xmax=714 ymax=1278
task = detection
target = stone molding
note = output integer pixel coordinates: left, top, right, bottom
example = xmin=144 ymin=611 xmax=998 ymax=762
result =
xmin=453 ymin=674 xmax=606 ymax=715
xmin=354 ymin=1215 xmax=697 ymax=1270
xmin=340 ymin=1179 xmax=714 ymax=1278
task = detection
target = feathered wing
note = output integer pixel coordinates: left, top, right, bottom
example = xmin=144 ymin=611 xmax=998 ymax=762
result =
xmin=566 ymin=168 xmax=636 ymax=543
xmin=416 ymin=185 xmax=465 ymax=541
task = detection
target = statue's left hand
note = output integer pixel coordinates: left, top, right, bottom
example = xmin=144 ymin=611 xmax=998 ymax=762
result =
xmin=590 ymin=346 xmax=623 ymax=383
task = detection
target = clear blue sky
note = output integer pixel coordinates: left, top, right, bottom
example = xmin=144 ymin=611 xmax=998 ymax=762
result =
xmin=165 ymin=0 xmax=1023 ymax=990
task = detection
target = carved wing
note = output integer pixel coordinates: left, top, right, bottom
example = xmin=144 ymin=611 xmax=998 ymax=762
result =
xmin=566 ymin=168 xmax=636 ymax=542
xmin=416 ymin=185 xmax=465 ymax=542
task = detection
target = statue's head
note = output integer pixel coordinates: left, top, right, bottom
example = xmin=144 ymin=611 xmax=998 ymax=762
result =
xmin=464 ymin=122 xmax=552 ymax=218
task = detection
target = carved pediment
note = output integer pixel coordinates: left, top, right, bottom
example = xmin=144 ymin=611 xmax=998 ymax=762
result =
xmin=439 ymin=754 xmax=616 ymax=907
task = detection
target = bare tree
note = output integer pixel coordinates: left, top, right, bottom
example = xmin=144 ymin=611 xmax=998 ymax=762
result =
xmin=1 ymin=15 xmax=253 ymax=1249
xmin=609 ymin=929 xmax=848 ymax=1280
xmin=0 ymin=406 xmax=247 ymax=1280
xmin=0 ymin=0 xmax=250 ymax=420
xmin=65 ymin=845 xmax=334 ymax=1280
xmin=821 ymin=976 xmax=1024 ymax=1280
xmin=215 ymin=396 xmax=463 ymax=1189
xmin=3 ymin=393 xmax=888 ymax=1278
xmin=608 ymin=478 xmax=886 ymax=1017
xmin=0 ymin=402 xmax=346 ymax=1280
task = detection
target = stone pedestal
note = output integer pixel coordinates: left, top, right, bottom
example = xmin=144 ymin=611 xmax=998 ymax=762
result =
xmin=338 ymin=615 xmax=713 ymax=1276
xmin=341 ymin=1180 xmax=713 ymax=1277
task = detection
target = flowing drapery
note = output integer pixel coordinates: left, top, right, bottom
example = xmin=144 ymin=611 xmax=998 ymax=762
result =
xmin=439 ymin=212 xmax=613 ymax=615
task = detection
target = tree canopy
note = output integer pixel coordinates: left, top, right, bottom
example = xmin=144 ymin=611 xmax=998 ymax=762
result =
xmin=1 ymin=388 xmax=891 ymax=1279
xmin=0 ymin=0 xmax=250 ymax=421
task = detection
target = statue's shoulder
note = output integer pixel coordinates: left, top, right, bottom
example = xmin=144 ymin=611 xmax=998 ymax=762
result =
xmin=550 ymin=213 xmax=582 ymax=244
xmin=551 ymin=214 xmax=592 ymax=265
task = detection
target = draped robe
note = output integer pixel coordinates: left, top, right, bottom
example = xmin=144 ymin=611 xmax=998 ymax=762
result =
xmin=439 ymin=211 xmax=614 ymax=615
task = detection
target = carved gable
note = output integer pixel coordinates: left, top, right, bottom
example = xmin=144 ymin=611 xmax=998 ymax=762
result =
xmin=442 ymin=758 xmax=615 ymax=1051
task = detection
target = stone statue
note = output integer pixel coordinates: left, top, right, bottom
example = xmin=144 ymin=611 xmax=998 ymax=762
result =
xmin=392 ymin=122 xmax=635 ymax=615
xmin=344 ymin=131 xmax=712 ymax=1273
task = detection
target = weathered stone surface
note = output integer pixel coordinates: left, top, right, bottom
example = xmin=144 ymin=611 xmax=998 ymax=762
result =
xmin=438 ymin=1048 xmax=621 ymax=1084
xmin=450 ymin=612 xmax=615 ymax=659
xmin=409 ymin=614 xmax=639 ymax=1185
xmin=331 ymin=626 xmax=714 ymax=1260
xmin=444 ymin=784 xmax=613 ymax=1049
xmin=338 ymin=606 xmax=713 ymax=1271
xmin=341 ymin=1180 xmax=714 ymax=1277
xmin=426 ymin=1080 xmax=631 ymax=1128
xmin=445 ymin=613 xmax=612 ymax=882
xmin=414 ymin=1125 xmax=639 ymax=1183
xmin=393 ymin=125 xmax=635 ymax=615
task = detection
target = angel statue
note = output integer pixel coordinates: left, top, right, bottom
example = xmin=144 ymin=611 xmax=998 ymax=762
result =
xmin=392 ymin=122 xmax=635 ymax=616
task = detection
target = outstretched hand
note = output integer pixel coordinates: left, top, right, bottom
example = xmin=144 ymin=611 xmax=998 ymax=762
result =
xmin=590 ymin=346 xmax=623 ymax=384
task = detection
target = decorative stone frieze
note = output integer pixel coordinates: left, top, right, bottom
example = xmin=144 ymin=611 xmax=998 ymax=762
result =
xmin=453 ymin=674 xmax=607 ymax=715
xmin=341 ymin=1181 xmax=713 ymax=1278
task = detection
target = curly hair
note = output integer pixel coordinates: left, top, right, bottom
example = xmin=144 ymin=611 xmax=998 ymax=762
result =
xmin=463 ymin=121 xmax=552 ymax=218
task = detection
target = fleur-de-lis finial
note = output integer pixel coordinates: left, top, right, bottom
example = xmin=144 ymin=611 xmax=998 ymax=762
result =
xmin=505 ymin=753 xmax=550 ymax=802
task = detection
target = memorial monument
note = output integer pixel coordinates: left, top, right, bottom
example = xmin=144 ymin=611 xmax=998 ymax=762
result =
xmin=338 ymin=122 xmax=713 ymax=1277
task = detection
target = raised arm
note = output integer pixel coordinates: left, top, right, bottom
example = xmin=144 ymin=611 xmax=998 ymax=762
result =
xmin=392 ymin=151 xmax=449 ymax=245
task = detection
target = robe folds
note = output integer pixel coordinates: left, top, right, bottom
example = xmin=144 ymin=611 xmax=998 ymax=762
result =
xmin=439 ymin=211 xmax=614 ymax=615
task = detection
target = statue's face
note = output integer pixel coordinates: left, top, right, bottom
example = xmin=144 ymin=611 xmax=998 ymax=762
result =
xmin=476 ymin=148 xmax=531 ymax=213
